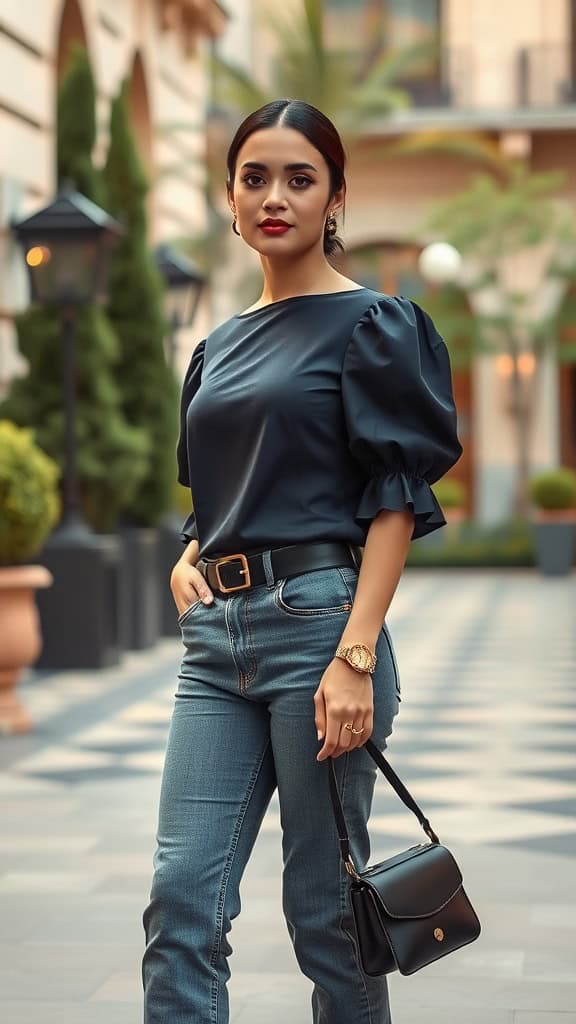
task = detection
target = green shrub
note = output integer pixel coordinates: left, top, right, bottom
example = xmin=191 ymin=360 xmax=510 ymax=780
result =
xmin=0 ymin=420 xmax=61 ymax=565
xmin=528 ymin=467 xmax=576 ymax=510
xmin=407 ymin=518 xmax=535 ymax=567
xmin=432 ymin=478 xmax=467 ymax=508
xmin=174 ymin=481 xmax=193 ymax=518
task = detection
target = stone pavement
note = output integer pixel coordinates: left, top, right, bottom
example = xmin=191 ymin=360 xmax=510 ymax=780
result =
xmin=0 ymin=568 xmax=575 ymax=1024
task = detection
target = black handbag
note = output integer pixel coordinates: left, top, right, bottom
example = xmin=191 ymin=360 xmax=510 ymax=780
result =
xmin=328 ymin=740 xmax=481 ymax=976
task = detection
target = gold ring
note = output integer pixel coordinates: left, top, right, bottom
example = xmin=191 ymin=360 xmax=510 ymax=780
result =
xmin=343 ymin=723 xmax=365 ymax=735
xmin=351 ymin=726 xmax=365 ymax=735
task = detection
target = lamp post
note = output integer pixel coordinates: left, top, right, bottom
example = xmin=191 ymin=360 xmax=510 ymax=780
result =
xmin=12 ymin=182 xmax=124 ymax=541
xmin=154 ymin=243 xmax=205 ymax=369
xmin=417 ymin=242 xmax=462 ymax=286
xmin=10 ymin=183 xmax=125 ymax=669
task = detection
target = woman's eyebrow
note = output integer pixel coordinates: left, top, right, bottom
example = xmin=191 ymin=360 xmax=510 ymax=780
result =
xmin=240 ymin=161 xmax=318 ymax=172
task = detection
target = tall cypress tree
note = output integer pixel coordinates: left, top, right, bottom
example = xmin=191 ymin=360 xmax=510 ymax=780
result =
xmin=56 ymin=42 xmax=103 ymax=201
xmin=1 ymin=46 xmax=148 ymax=532
xmin=102 ymin=80 xmax=179 ymax=526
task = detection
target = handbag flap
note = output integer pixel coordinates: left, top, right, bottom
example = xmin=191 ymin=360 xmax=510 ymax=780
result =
xmin=360 ymin=843 xmax=463 ymax=920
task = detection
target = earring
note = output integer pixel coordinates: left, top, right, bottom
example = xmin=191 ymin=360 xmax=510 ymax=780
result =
xmin=326 ymin=212 xmax=338 ymax=237
xmin=232 ymin=218 xmax=241 ymax=236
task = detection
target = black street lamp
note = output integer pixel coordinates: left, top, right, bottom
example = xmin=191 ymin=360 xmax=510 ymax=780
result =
xmin=154 ymin=243 xmax=205 ymax=367
xmin=12 ymin=182 xmax=124 ymax=541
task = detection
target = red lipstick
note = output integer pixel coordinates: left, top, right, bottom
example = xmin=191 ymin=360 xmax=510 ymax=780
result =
xmin=259 ymin=218 xmax=291 ymax=236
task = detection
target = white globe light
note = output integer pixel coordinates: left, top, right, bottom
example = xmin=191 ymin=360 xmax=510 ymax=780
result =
xmin=418 ymin=242 xmax=462 ymax=285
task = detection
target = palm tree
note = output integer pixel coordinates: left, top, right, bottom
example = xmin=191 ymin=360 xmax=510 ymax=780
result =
xmin=159 ymin=0 xmax=511 ymax=290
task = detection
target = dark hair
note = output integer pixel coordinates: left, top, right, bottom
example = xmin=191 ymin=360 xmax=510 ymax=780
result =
xmin=226 ymin=99 xmax=346 ymax=260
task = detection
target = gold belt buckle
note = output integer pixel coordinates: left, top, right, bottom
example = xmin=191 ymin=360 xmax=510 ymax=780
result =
xmin=214 ymin=553 xmax=251 ymax=593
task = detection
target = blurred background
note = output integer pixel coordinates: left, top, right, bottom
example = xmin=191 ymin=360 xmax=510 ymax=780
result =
xmin=1 ymin=0 xmax=576 ymax=603
xmin=0 ymin=4 xmax=575 ymax=1022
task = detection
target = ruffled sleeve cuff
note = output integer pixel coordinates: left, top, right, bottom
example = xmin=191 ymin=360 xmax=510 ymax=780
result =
xmin=179 ymin=510 xmax=199 ymax=546
xmin=355 ymin=471 xmax=446 ymax=540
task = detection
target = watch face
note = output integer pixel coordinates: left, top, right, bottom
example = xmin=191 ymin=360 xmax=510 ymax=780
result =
xmin=351 ymin=645 xmax=369 ymax=670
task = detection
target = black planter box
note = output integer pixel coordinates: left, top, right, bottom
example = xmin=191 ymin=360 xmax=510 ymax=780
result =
xmin=532 ymin=520 xmax=576 ymax=576
xmin=36 ymin=531 xmax=122 ymax=669
xmin=118 ymin=527 xmax=162 ymax=650
xmin=158 ymin=518 xmax=185 ymax=637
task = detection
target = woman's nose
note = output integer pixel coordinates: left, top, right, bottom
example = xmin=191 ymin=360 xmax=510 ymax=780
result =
xmin=263 ymin=183 xmax=287 ymax=210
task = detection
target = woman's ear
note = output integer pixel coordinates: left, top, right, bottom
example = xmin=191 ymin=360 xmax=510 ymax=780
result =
xmin=227 ymin=183 xmax=236 ymax=218
xmin=331 ymin=184 xmax=346 ymax=217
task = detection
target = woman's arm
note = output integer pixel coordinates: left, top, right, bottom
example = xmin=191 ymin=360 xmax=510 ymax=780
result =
xmin=339 ymin=508 xmax=414 ymax=651
xmin=315 ymin=508 xmax=413 ymax=761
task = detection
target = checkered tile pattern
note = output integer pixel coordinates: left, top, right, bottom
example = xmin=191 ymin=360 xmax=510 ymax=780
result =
xmin=5 ymin=570 xmax=575 ymax=855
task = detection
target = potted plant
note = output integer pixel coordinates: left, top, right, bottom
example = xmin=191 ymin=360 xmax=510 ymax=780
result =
xmin=0 ymin=421 xmax=60 ymax=732
xmin=528 ymin=467 xmax=576 ymax=576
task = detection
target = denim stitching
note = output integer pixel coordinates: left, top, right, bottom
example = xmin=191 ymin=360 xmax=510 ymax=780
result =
xmin=336 ymin=566 xmax=358 ymax=605
xmin=224 ymin=597 xmax=244 ymax=691
xmin=177 ymin=598 xmax=202 ymax=626
xmin=209 ymin=738 xmax=272 ymax=1022
xmin=243 ymin=595 xmax=258 ymax=685
xmin=274 ymin=571 xmax=353 ymax=617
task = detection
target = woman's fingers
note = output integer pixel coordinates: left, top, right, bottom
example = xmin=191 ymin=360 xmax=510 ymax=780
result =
xmin=316 ymin=715 xmax=342 ymax=761
xmin=172 ymin=565 xmax=213 ymax=614
xmin=313 ymin=688 xmax=327 ymax=742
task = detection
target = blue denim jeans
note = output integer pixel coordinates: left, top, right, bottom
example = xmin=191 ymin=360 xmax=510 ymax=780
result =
xmin=142 ymin=556 xmax=401 ymax=1023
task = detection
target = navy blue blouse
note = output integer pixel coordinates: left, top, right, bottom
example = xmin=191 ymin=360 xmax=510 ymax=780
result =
xmin=176 ymin=289 xmax=462 ymax=559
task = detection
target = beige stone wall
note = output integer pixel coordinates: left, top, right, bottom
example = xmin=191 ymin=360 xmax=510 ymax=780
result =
xmin=447 ymin=0 xmax=570 ymax=109
xmin=0 ymin=0 xmax=219 ymax=386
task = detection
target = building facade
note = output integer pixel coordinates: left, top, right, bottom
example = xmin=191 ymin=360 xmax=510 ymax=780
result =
xmin=325 ymin=0 xmax=576 ymax=521
xmin=0 ymin=0 xmax=226 ymax=390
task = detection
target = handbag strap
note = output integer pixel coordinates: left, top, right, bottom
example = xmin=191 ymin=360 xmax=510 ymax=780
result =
xmin=328 ymin=740 xmax=440 ymax=874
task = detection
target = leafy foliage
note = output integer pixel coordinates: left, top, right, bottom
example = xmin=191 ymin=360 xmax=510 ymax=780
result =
xmin=407 ymin=518 xmax=535 ymax=567
xmin=2 ymin=307 xmax=149 ymax=531
xmin=432 ymin=478 xmax=467 ymax=508
xmin=56 ymin=42 xmax=102 ymax=203
xmin=529 ymin=468 xmax=576 ymax=510
xmin=212 ymin=0 xmax=425 ymax=130
xmin=423 ymin=164 xmax=576 ymax=515
xmin=103 ymin=81 xmax=179 ymax=526
xmin=1 ymin=45 xmax=149 ymax=533
xmin=0 ymin=420 xmax=60 ymax=565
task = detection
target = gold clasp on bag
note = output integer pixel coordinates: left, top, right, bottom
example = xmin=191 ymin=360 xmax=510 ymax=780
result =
xmin=434 ymin=927 xmax=444 ymax=942
xmin=345 ymin=856 xmax=361 ymax=881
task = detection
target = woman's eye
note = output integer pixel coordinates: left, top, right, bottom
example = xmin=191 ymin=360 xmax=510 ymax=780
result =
xmin=290 ymin=176 xmax=312 ymax=189
xmin=242 ymin=174 xmax=265 ymax=187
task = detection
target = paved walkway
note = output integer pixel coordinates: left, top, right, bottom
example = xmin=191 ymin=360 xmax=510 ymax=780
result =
xmin=1 ymin=569 xmax=575 ymax=1023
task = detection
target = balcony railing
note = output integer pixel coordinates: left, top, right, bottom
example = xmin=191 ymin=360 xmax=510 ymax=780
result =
xmin=397 ymin=48 xmax=473 ymax=110
xmin=517 ymin=44 xmax=576 ymax=108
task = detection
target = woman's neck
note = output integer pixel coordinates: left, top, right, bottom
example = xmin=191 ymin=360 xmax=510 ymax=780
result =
xmin=257 ymin=250 xmax=352 ymax=306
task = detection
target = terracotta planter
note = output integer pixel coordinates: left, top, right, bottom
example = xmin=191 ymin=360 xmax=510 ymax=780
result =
xmin=0 ymin=564 xmax=53 ymax=734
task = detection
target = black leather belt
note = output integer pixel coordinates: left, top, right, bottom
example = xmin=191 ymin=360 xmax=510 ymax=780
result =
xmin=197 ymin=542 xmax=362 ymax=596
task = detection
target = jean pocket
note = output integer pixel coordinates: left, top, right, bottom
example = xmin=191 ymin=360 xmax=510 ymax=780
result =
xmin=177 ymin=598 xmax=203 ymax=626
xmin=273 ymin=566 xmax=357 ymax=617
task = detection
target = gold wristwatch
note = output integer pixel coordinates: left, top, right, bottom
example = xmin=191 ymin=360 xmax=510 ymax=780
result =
xmin=334 ymin=643 xmax=377 ymax=674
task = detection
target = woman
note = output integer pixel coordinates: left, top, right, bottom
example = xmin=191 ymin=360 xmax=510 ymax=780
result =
xmin=143 ymin=99 xmax=462 ymax=1024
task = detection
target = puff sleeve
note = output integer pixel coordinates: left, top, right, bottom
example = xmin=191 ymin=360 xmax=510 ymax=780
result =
xmin=176 ymin=339 xmax=205 ymax=543
xmin=341 ymin=297 xmax=462 ymax=540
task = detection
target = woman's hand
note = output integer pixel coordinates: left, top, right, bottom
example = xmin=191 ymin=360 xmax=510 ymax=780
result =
xmin=170 ymin=556 xmax=214 ymax=616
xmin=314 ymin=660 xmax=373 ymax=761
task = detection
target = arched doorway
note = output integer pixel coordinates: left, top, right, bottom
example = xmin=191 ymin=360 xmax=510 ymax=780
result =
xmin=343 ymin=240 xmax=475 ymax=515
xmin=56 ymin=0 xmax=88 ymax=81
